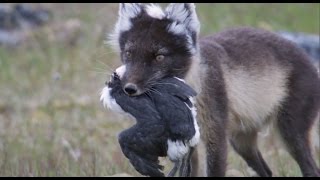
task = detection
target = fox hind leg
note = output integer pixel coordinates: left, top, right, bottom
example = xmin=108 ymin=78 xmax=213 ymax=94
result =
xmin=276 ymin=99 xmax=320 ymax=176
xmin=275 ymin=63 xmax=320 ymax=177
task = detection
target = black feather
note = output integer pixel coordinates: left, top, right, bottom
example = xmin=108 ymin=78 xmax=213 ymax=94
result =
xmin=107 ymin=73 xmax=197 ymax=177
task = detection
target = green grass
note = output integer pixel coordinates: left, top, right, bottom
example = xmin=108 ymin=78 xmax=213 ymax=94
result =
xmin=0 ymin=3 xmax=319 ymax=177
xmin=197 ymin=3 xmax=320 ymax=35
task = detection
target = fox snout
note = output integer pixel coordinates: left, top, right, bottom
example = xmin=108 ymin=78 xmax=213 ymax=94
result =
xmin=115 ymin=65 xmax=144 ymax=96
xmin=123 ymin=82 xmax=145 ymax=96
xmin=123 ymin=83 xmax=138 ymax=96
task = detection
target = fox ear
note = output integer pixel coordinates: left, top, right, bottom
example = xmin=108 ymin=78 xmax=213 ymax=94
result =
xmin=165 ymin=3 xmax=200 ymax=36
xmin=108 ymin=3 xmax=143 ymax=51
xmin=117 ymin=3 xmax=143 ymax=33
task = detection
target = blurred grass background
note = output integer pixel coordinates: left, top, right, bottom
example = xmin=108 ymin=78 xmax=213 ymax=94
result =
xmin=0 ymin=3 xmax=319 ymax=177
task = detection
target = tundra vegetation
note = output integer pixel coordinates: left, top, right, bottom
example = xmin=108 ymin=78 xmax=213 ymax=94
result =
xmin=0 ymin=3 xmax=318 ymax=177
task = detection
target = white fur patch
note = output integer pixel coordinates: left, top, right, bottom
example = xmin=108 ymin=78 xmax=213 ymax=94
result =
xmin=165 ymin=3 xmax=200 ymax=34
xmin=117 ymin=3 xmax=142 ymax=32
xmin=167 ymin=21 xmax=186 ymax=35
xmin=174 ymin=76 xmax=185 ymax=82
xmin=167 ymin=139 xmax=189 ymax=161
xmin=100 ymin=85 xmax=137 ymax=122
xmin=187 ymin=37 xmax=197 ymax=55
xmin=187 ymin=97 xmax=200 ymax=147
xmin=108 ymin=3 xmax=143 ymax=51
xmin=145 ymin=4 xmax=165 ymax=19
xmin=166 ymin=23 xmax=197 ymax=55
xmin=165 ymin=3 xmax=200 ymax=55
xmin=167 ymin=97 xmax=200 ymax=161
xmin=100 ymin=65 xmax=125 ymax=112
xmin=100 ymin=87 xmax=125 ymax=114
xmin=222 ymin=63 xmax=290 ymax=133
xmin=166 ymin=4 xmax=193 ymax=23
xmin=115 ymin=65 xmax=126 ymax=79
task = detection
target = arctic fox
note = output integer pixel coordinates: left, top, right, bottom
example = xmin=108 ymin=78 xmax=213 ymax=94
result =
xmin=101 ymin=3 xmax=320 ymax=177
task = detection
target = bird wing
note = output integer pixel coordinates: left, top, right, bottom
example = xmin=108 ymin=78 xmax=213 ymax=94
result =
xmin=156 ymin=77 xmax=197 ymax=102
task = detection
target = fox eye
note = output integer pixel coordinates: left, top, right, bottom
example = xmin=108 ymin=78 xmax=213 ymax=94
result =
xmin=156 ymin=55 xmax=165 ymax=62
xmin=125 ymin=51 xmax=131 ymax=58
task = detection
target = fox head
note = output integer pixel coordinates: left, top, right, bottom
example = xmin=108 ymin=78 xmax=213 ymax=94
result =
xmin=108 ymin=3 xmax=200 ymax=96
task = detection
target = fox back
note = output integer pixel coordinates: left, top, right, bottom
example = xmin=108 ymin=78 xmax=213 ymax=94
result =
xmin=107 ymin=3 xmax=320 ymax=177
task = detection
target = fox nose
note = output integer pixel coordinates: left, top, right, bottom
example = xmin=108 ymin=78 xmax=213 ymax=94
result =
xmin=124 ymin=83 xmax=138 ymax=95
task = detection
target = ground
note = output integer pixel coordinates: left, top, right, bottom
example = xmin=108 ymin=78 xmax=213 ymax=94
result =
xmin=0 ymin=3 xmax=319 ymax=177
